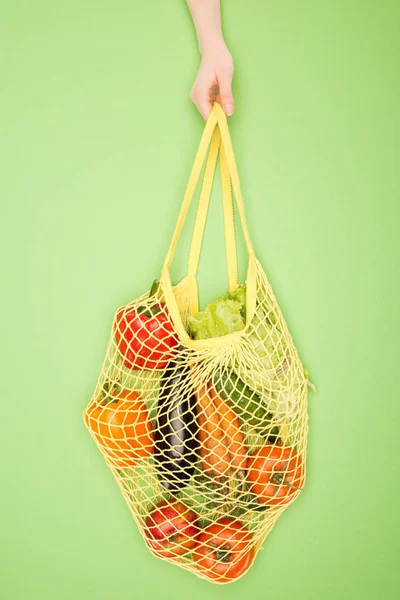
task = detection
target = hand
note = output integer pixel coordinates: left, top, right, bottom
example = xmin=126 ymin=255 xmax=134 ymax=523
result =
xmin=189 ymin=44 xmax=234 ymax=121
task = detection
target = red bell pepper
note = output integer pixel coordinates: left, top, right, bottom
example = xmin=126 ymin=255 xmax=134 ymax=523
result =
xmin=115 ymin=280 xmax=178 ymax=370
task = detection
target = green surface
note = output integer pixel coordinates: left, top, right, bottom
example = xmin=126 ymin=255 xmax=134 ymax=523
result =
xmin=1 ymin=1 xmax=399 ymax=599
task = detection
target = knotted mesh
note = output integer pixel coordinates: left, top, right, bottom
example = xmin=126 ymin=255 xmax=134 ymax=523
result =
xmin=83 ymin=104 xmax=310 ymax=584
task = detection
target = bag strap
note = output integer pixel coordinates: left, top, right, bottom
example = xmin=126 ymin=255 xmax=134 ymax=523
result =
xmin=187 ymin=126 xmax=222 ymax=283
xmin=163 ymin=103 xmax=254 ymax=283
xmin=220 ymin=140 xmax=239 ymax=291
xmin=163 ymin=109 xmax=218 ymax=270
xmin=187 ymin=126 xmax=239 ymax=292
xmin=215 ymin=103 xmax=254 ymax=257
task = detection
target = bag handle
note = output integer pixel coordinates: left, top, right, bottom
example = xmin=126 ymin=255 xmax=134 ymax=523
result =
xmin=187 ymin=125 xmax=239 ymax=292
xmin=163 ymin=103 xmax=254 ymax=282
xmin=163 ymin=108 xmax=218 ymax=270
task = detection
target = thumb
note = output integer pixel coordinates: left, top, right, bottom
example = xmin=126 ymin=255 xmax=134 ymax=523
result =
xmin=217 ymin=68 xmax=234 ymax=116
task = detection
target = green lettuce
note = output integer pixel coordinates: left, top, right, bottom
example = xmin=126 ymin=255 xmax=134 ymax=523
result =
xmin=188 ymin=281 xmax=308 ymax=421
xmin=188 ymin=284 xmax=246 ymax=340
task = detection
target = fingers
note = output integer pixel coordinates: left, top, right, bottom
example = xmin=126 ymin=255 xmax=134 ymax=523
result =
xmin=217 ymin=67 xmax=234 ymax=116
xmin=189 ymin=52 xmax=235 ymax=120
xmin=189 ymin=87 xmax=212 ymax=121
xmin=189 ymin=83 xmax=233 ymax=121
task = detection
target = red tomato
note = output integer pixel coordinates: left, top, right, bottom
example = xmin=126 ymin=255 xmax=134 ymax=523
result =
xmin=115 ymin=305 xmax=177 ymax=371
xmin=193 ymin=518 xmax=255 ymax=583
xmin=247 ymin=444 xmax=304 ymax=506
xmin=145 ymin=500 xmax=199 ymax=558
xmin=84 ymin=388 xmax=154 ymax=468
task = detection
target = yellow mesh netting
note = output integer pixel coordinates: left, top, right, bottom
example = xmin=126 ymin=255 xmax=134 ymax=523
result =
xmin=83 ymin=103 xmax=309 ymax=584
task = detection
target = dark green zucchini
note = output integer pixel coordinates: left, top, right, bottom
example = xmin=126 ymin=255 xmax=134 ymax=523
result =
xmin=212 ymin=369 xmax=279 ymax=442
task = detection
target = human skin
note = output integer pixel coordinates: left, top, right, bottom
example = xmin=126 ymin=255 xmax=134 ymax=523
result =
xmin=186 ymin=0 xmax=234 ymax=120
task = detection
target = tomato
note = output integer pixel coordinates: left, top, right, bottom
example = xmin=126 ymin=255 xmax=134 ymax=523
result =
xmin=247 ymin=444 xmax=304 ymax=506
xmin=193 ymin=518 xmax=255 ymax=583
xmin=84 ymin=388 xmax=154 ymax=468
xmin=145 ymin=500 xmax=199 ymax=558
xmin=115 ymin=305 xmax=178 ymax=371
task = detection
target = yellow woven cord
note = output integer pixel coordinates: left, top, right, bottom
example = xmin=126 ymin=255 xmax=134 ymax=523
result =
xmin=187 ymin=124 xmax=239 ymax=297
xmin=220 ymin=139 xmax=239 ymax=293
xmin=186 ymin=125 xmax=237 ymax=315
xmin=83 ymin=103 xmax=309 ymax=585
xmin=162 ymin=103 xmax=256 ymax=348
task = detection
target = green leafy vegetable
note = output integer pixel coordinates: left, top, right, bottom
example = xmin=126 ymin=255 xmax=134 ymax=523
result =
xmin=226 ymin=284 xmax=247 ymax=321
xmin=188 ymin=281 xmax=308 ymax=421
xmin=188 ymin=284 xmax=247 ymax=340
xmin=234 ymin=300 xmax=290 ymax=392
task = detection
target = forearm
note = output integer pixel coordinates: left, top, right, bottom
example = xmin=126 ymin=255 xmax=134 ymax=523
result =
xmin=186 ymin=0 xmax=226 ymax=56
xmin=187 ymin=0 xmax=234 ymax=119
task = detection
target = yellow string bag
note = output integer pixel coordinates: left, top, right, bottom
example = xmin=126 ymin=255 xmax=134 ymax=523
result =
xmin=83 ymin=103 xmax=310 ymax=584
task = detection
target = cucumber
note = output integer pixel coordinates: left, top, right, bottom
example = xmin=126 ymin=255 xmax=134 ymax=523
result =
xmin=212 ymin=369 xmax=279 ymax=442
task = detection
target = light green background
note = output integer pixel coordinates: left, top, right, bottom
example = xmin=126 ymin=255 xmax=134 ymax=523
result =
xmin=1 ymin=1 xmax=399 ymax=599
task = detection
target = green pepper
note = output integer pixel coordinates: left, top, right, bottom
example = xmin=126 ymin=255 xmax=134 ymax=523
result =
xmin=212 ymin=369 xmax=279 ymax=442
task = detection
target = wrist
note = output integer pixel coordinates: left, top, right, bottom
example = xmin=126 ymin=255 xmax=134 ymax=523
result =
xmin=198 ymin=30 xmax=227 ymax=59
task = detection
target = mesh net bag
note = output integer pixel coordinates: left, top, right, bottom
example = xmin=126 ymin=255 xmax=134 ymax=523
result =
xmin=83 ymin=103 xmax=310 ymax=584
